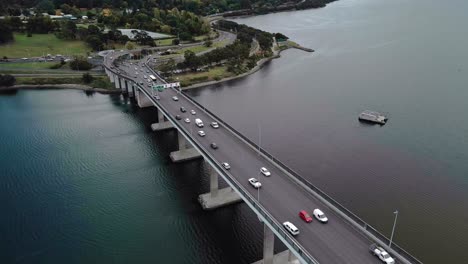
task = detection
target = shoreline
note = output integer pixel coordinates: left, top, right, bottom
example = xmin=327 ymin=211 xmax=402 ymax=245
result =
xmin=182 ymin=45 xmax=313 ymax=90
xmin=0 ymin=84 xmax=121 ymax=94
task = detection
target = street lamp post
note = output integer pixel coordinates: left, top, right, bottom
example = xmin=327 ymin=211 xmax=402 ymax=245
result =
xmin=389 ymin=210 xmax=399 ymax=247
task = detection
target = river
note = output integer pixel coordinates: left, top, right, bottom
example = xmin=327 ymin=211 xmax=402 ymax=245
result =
xmin=0 ymin=90 xmax=285 ymax=263
xmin=185 ymin=0 xmax=468 ymax=262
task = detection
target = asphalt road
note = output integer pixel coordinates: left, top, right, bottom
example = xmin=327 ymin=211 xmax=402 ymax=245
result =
xmin=104 ymin=53 xmax=390 ymax=264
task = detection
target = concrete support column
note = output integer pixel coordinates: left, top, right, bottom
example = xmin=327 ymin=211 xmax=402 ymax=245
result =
xmin=110 ymin=73 xmax=115 ymax=83
xmin=114 ymin=77 xmax=120 ymax=89
xmin=263 ymin=224 xmax=275 ymax=264
xmin=178 ymin=131 xmax=187 ymax=150
xmin=158 ymin=108 xmax=165 ymax=123
xmin=123 ymin=80 xmax=128 ymax=94
xmin=210 ymin=166 xmax=219 ymax=197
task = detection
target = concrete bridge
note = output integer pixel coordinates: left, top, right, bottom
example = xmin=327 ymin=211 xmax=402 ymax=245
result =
xmin=102 ymin=50 xmax=422 ymax=264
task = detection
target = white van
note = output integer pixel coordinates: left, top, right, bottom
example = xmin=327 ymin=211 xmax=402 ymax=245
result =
xmin=283 ymin=221 xmax=299 ymax=236
xmin=195 ymin=118 xmax=204 ymax=128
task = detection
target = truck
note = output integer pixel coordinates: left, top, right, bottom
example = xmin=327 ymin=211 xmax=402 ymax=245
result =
xmin=369 ymin=244 xmax=395 ymax=264
xmin=195 ymin=118 xmax=204 ymax=128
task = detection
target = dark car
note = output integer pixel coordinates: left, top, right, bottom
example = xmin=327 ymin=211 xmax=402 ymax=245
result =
xmin=175 ymin=115 xmax=182 ymax=120
xmin=180 ymin=107 xmax=186 ymax=113
xmin=210 ymin=142 xmax=218 ymax=149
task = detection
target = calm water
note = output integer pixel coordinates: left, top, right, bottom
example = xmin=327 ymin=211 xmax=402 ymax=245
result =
xmin=0 ymin=90 xmax=287 ymax=264
xmin=185 ymin=0 xmax=468 ymax=262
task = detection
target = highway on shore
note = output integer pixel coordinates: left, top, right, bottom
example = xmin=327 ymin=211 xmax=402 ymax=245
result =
xmin=106 ymin=54 xmax=400 ymax=264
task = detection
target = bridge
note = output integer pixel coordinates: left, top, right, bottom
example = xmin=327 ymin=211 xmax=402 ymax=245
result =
xmin=102 ymin=50 xmax=422 ymax=264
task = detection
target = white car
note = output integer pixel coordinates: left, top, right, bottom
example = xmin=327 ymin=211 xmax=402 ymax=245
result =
xmin=283 ymin=221 xmax=299 ymax=236
xmin=222 ymin=162 xmax=230 ymax=170
xmin=210 ymin=122 xmax=219 ymax=128
xmin=190 ymin=110 xmax=196 ymax=115
xmin=260 ymin=167 xmax=271 ymax=176
xmin=313 ymin=209 xmax=328 ymax=223
xmin=198 ymin=130 xmax=205 ymax=137
xmin=184 ymin=118 xmax=190 ymax=123
xmin=248 ymin=178 xmax=261 ymax=188
xmin=369 ymin=244 xmax=395 ymax=264
xmin=172 ymin=96 xmax=179 ymax=101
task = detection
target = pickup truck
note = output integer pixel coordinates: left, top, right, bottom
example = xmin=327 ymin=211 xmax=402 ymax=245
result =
xmin=369 ymin=244 xmax=395 ymax=264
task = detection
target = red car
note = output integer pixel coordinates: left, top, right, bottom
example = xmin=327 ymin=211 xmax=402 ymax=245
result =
xmin=299 ymin=210 xmax=313 ymax=223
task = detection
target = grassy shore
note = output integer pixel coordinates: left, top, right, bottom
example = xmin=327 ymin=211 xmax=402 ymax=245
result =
xmin=0 ymin=62 xmax=58 ymax=70
xmin=15 ymin=76 xmax=114 ymax=89
xmin=170 ymin=66 xmax=234 ymax=87
xmin=0 ymin=33 xmax=90 ymax=58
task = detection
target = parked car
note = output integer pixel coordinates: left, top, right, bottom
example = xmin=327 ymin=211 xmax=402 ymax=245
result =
xmin=222 ymin=162 xmax=230 ymax=170
xmin=369 ymin=244 xmax=395 ymax=264
xmin=190 ymin=110 xmax=196 ymax=115
xmin=184 ymin=118 xmax=190 ymax=123
xmin=172 ymin=96 xmax=179 ymax=101
xmin=175 ymin=115 xmax=182 ymax=120
xmin=210 ymin=142 xmax=218 ymax=149
xmin=198 ymin=131 xmax=205 ymax=137
xmin=313 ymin=209 xmax=328 ymax=223
xmin=210 ymin=122 xmax=220 ymax=128
xmin=180 ymin=107 xmax=186 ymax=113
xmin=248 ymin=178 xmax=261 ymax=188
xmin=299 ymin=210 xmax=313 ymax=223
xmin=260 ymin=167 xmax=271 ymax=177
xmin=283 ymin=221 xmax=299 ymax=236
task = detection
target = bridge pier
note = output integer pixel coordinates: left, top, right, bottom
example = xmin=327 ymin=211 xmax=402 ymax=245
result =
xmin=198 ymin=162 xmax=242 ymax=210
xmin=135 ymin=89 xmax=153 ymax=108
xmin=114 ymin=76 xmax=121 ymax=89
xmin=151 ymin=108 xmax=174 ymax=131
xmin=123 ymin=80 xmax=128 ymax=94
xmin=251 ymin=224 xmax=299 ymax=264
xmin=169 ymin=131 xmax=202 ymax=162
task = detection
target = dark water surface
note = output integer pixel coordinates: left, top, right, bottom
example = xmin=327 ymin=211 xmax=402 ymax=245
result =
xmin=185 ymin=0 xmax=468 ymax=262
xmin=0 ymin=90 xmax=284 ymax=264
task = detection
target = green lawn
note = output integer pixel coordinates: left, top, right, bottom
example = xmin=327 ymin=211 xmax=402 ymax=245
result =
xmin=155 ymin=38 xmax=175 ymax=46
xmin=0 ymin=62 xmax=57 ymax=70
xmin=0 ymin=34 xmax=90 ymax=58
xmin=173 ymin=66 xmax=234 ymax=87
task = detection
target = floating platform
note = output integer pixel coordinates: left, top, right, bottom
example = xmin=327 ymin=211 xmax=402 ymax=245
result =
xmin=359 ymin=110 xmax=387 ymax=125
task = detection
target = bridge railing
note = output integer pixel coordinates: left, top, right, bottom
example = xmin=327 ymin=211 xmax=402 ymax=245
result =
xmin=178 ymin=90 xmax=422 ymax=264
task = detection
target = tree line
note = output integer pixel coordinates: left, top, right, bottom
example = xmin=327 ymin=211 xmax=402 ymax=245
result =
xmin=2 ymin=0 xmax=337 ymax=16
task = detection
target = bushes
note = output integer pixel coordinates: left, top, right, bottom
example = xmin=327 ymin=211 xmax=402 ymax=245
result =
xmin=49 ymin=63 xmax=64 ymax=69
xmin=0 ymin=74 xmax=16 ymax=87
xmin=82 ymin=73 xmax=94 ymax=84
xmin=69 ymin=56 xmax=93 ymax=71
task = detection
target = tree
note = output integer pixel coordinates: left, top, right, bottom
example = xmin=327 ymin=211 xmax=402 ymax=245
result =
xmin=184 ymin=50 xmax=199 ymax=69
xmin=58 ymin=20 xmax=77 ymax=39
xmin=274 ymin=32 xmax=289 ymax=41
xmin=204 ymin=40 xmax=212 ymax=47
xmin=132 ymin=30 xmax=155 ymax=46
xmin=82 ymin=73 xmax=94 ymax=83
xmin=85 ymin=35 xmax=104 ymax=51
xmin=125 ymin=41 xmax=136 ymax=50
xmin=172 ymin=38 xmax=180 ymax=45
xmin=0 ymin=74 xmax=16 ymax=87
xmin=70 ymin=56 xmax=92 ymax=71
xmin=36 ymin=0 xmax=55 ymax=14
xmin=0 ymin=20 xmax=14 ymax=44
